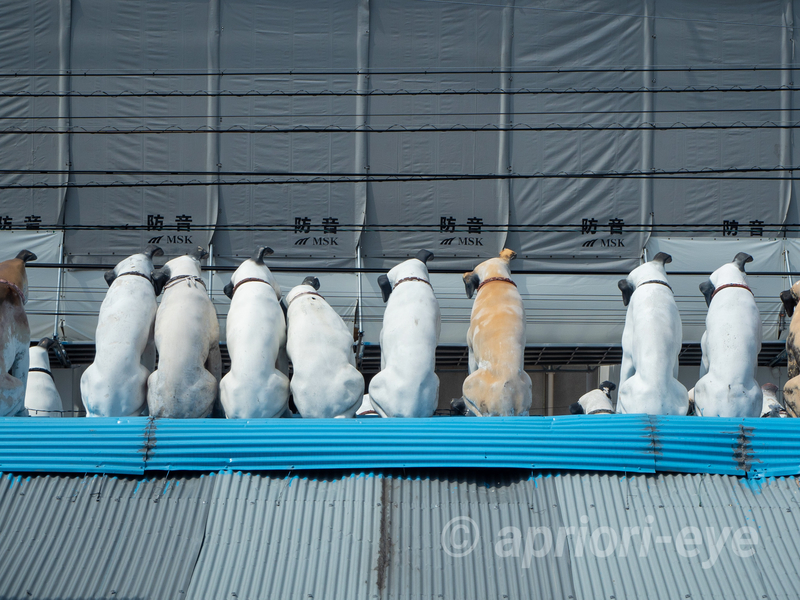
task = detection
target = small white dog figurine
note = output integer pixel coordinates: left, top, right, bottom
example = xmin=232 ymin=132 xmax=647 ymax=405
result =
xmin=617 ymin=252 xmax=688 ymax=415
xmin=570 ymin=381 xmax=616 ymax=415
xmin=219 ymin=246 xmax=290 ymax=418
xmin=0 ymin=250 xmax=36 ymax=416
xmin=760 ymin=383 xmax=787 ymax=418
xmin=81 ymin=245 xmax=164 ymax=417
xmin=147 ymin=247 xmax=221 ymax=418
xmin=368 ymin=250 xmax=440 ymax=418
xmin=694 ymin=253 xmax=762 ymax=418
xmin=285 ymin=276 xmax=364 ymax=418
xmin=460 ymin=249 xmax=531 ymax=416
xmin=25 ymin=338 xmax=63 ymax=417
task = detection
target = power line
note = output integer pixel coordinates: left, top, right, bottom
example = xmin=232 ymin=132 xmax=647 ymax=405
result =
xmin=2 ymin=222 xmax=797 ymax=235
xmin=5 ymin=121 xmax=800 ymax=134
xmin=4 ymin=166 xmax=800 ymax=177
xmin=1 ymin=65 xmax=798 ymax=77
xmin=1 ymin=166 xmax=800 ymax=190
xmin=0 ymin=107 xmax=796 ymax=119
xmin=0 ymin=84 xmax=796 ymax=98
xmin=23 ymin=262 xmax=800 ymax=277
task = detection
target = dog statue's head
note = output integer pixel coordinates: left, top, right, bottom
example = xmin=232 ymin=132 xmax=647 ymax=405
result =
xmin=104 ymin=245 xmax=164 ymax=293
xmin=223 ymin=246 xmax=279 ymax=300
xmin=617 ymin=252 xmax=671 ymax=307
xmin=569 ymin=381 xmax=616 ymax=415
xmin=780 ymin=278 xmax=800 ymax=318
xmin=462 ymin=248 xmax=517 ymax=300
xmin=284 ymin=275 xmax=322 ymax=307
xmin=0 ymin=250 xmax=37 ymax=304
xmin=699 ymin=252 xmax=753 ymax=307
xmin=378 ymin=249 xmax=434 ymax=303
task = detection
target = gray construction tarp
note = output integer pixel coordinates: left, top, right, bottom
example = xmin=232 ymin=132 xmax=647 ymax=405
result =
xmin=0 ymin=0 xmax=797 ymax=343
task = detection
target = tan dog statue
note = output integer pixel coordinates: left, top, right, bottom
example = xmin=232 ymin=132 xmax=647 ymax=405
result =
xmin=0 ymin=250 xmax=37 ymax=416
xmin=460 ymin=249 xmax=532 ymax=416
xmin=780 ymin=282 xmax=800 ymax=416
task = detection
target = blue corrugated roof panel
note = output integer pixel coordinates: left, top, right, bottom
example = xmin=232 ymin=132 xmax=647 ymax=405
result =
xmin=652 ymin=416 xmax=800 ymax=478
xmin=145 ymin=414 xmax=655 ymax=472
xmin=0 ymin=417 xmax=148 ymax=474
xmin=1 ymin=415 xmax=799 ymax=478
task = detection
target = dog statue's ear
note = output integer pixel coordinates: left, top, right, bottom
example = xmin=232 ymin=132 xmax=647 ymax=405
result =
xmin=500 ymin=248 xmax=517 ymax=261
xmin=190 ymin=246 xmax=209 ymax=261
xmin=378 ymin=275 xmax=392 ymax=302
xmin=223 ymin=281 xmax=234 ymax=299
xmin=600 ymin=380 xmax=616 ymax=392
xmin=781 ymin=289 xmax=797 ymax=318
xmin=618 ymin=279 xmax=634 ymax=306
xmin=652 ymin=252 xmax=672 ymax=265
xmin=699 ymin=279 xmax=715 ymax=307
xmin=415 ymin=249 xmax=434 ymax=264
xmin=569 ymin=402 xmax=585 ymax=415
xmin=50 ymin=337 xmax=70 ymax=368
xmin=152 ymin=266 xmax=170 ymax=296
xmin=733 ymin=252 xmax=754 ymax=272
xmin=464 ymin=272 xmax=480 ymax=299
xmin=16 ymin=250 xmax=37 ymax=263
xmin=252 ymin=246 xmax=274 ymax=264
xmin=143 ymin=244 xmax=163 ymax=259
xmin=450 ymin=397 xmax=469 ymax=416
xmin=302 ymin=276 xmax=320 ymax=290
xmin=38 ymin=337 xmax=55 ymax=350
xmin=104 ymin=270 xmax=117 ymax=287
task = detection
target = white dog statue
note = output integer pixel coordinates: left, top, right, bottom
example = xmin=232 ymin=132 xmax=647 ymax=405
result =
xmin=368 ymin=250 xmax=440 ymax=418
xmin=81 ymin=245 xmax=164 ymax=417
xmin=25 ymin=338 xmax=63 ymax=416
xmin=0 ymin=250 xmax=36 ymax=416
xmin=147 ymin=247 xmax=221 ymax=418
xmin=570 ymin=381 xmax=616 ymax=415
xmin=285 ymin=276 xmax=364 ymax=418
xmin=694 ymin=252 xmax=762 ymax=417
xmin=460 ymin=249 xmax=532 ymax=416
xmin=617 ymin=252 xmax=688 ymax=415
xmin=219 ymin=246 xmax=290 ymax=418
xmin=760 ymin=383 xmax=787 ymax=418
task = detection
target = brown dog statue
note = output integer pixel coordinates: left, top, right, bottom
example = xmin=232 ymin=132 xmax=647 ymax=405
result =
xmin=460 ymin=249 xmax=532 ymax=416
xmin=780 ymin=283 xmax=800 ymax=416
xmin=0 ymin=250 xmax=37 ymax=416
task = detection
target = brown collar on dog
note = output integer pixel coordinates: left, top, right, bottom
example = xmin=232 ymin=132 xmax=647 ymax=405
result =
xmin=288 ymin=291 xmax=325 ymax=305
xmin=638 ymin=279 xmax=672 ymax=292
xmin=478 ymin=277 xmax=516 ymax=291
xmin=0 ymin=278 xmax=26 ymax=305
xmin=163 ymin=274 xmax=207 ymax=291
xmin=588 ymin=408 xmax=615 ymax=415
xmin=710 ymin=282 xmax=753 ymax=301
xmin=394 ymin=276 xmax=433 ymax=289
xmin=117 ymin=271 xmax=154 ymax=284
xmin=231 ymin=277 xmax=272 ymax=298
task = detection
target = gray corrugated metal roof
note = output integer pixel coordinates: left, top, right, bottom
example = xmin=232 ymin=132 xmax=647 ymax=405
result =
xmin=0 ymin=472 xmax=212 ymax=600
xmin=1 ymin=470 xmax=799 ymax=600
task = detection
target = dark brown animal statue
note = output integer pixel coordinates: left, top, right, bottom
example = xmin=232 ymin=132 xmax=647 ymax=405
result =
xmin=0 ymin=250 xmax=37 ymax=416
